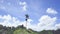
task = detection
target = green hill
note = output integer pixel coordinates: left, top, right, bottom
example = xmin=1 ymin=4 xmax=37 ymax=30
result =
xmin=13 ymin=25 xmax=38 ymax=34
xmin=0 ymin=25 xmax=60 ymax=34
xmin=14 ymin=28 xmax=38 ymax=34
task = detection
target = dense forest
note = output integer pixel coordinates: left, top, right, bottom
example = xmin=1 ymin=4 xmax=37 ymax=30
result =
xmin=0 ymin=24 xmax=60 ymax=34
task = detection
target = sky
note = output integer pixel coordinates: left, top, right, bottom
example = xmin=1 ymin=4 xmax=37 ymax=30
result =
xmin=0 ymin=0 xmax=60 ymax=31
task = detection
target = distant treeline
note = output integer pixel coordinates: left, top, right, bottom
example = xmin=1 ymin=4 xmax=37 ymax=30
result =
xmin=0 ymin=24 xmax=60 ymax=34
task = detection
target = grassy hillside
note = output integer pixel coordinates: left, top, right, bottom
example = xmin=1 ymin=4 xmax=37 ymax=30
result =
xmin=13 ymin=25 xmax=38 ymax=34
xmin=14 ymin=28 xmax=37 ymax=34
xmin=0 ymin=25 xmax=60 ymax=34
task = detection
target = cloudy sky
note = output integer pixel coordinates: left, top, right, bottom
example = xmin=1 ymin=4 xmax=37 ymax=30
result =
xmin=0 ymin=0 xmax=60 ymax=31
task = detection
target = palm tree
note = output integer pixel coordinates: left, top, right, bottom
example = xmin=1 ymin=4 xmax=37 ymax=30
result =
xmin=25 ymin=14 xmax=29 ymax=29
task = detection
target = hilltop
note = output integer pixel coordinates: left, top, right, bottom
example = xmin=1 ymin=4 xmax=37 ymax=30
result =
xmin=0 ymin=24 xmax=60 ymax=34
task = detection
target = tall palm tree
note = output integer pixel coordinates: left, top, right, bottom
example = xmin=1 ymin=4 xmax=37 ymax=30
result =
xmin=25 ymin=14 xmax=29 ymax=29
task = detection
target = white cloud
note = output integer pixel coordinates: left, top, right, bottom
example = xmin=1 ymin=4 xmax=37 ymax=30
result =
xmin=0 ymin=15 xmax=18 ymax=27
xmin=19 ymin=2 xmax=26 ymax=5
xmin=19 ymin=2 xmax=27 ymax=11
xmin=55 ymin=24 xmax=60 ymax=29
xmin=29 ymin=15 xmax=57 ymax=31
xmin=0 ymin=15 xmax=60 ymax=32
xmin=46 ymin=8 xmax=58 ymax=14
xmin=0 ymin=15 xmax=33 ymax=28
xmin=37 ymin=15 xmax=57 ymax=31
xmin=0 ymin=15 xmax=36 ymax=31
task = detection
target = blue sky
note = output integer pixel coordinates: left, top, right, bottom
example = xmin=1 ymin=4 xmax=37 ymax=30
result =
xmin=0 ymin=0 xmax=60 ymax=31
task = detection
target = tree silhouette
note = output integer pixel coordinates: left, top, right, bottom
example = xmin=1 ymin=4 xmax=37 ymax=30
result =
xmin=25 ymin=14 xmax=29 ymax=29
xmin=25 ymin=14 xmax=29 ymax=21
